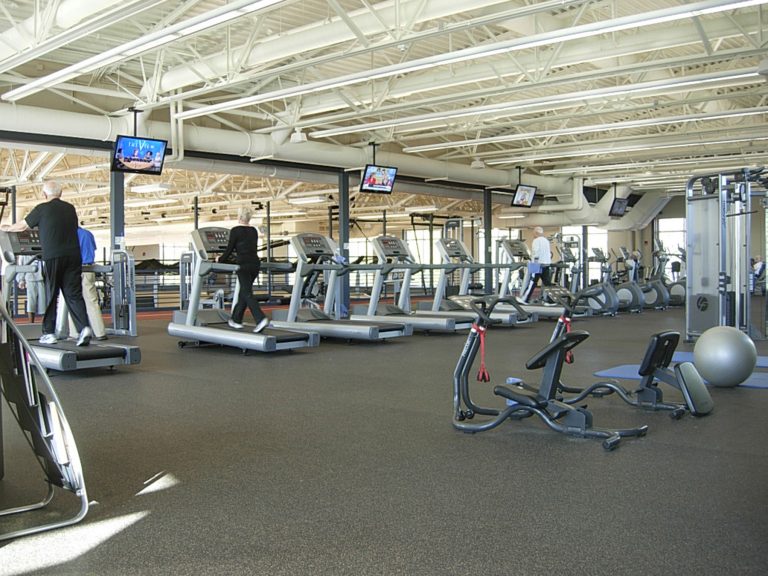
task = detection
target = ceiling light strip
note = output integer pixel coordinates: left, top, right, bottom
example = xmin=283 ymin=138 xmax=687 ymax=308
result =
xmin=1 ymin=0 xmax=293 ymax=102
xmin=486 ymin=135 xmax=768 ymax=165
xmin=315 ymin=68 xmax=759 ymax=140
xmin=402 ymin=107 xmax=768 ymax=153
xmin=175 ymin=0 xmax=768 ymax=121
xmin=0 ymin=0 xmax=165 ymax=75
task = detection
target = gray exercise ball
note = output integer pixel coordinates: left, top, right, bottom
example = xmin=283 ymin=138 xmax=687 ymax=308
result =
xmin=693 ymin=326 xmax=757 ymax=387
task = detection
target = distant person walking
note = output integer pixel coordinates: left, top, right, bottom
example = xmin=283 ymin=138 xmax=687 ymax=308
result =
xmin=219 ymin=207 xmax=269 ymax=333
xmin=521 ymin=226 xmax=552 ymax=302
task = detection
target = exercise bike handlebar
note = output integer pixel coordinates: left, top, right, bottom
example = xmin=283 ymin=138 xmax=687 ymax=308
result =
xmin=469 ymin=296 xmax=518 ymax=325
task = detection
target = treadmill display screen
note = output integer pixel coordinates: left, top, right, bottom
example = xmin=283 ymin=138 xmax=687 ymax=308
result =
xmin=441 ymin=238 xmax=466 ymax=258
xmin=202 ymin=229 xmax=230 ymax=252
xmin=378 ymin=237 xmax=405 ymax=256
xmin=299 ymin=235 xmax=332 ymax=256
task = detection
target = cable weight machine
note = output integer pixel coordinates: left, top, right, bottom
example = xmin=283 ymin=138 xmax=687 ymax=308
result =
xmin=685 ymin=168 xmax=765 ymax=340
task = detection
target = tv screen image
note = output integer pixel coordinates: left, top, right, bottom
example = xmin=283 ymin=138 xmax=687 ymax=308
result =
xmin=511 ymin=184 xmax=537 ymax=207
xmin=111 ymin=135 xmax=168 ymax=175
xmin=609 ymin=197 xmax=629 ymax=217
xmin=360 ymin=164 xmax=398 ymax=194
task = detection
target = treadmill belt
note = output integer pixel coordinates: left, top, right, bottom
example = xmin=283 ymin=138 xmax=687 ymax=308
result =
xmin=34 ymin=341 xmax=126 ymax=360
xmin=315 ymin=319 xmax=405 ymax=332
xmin=209 ymin=322 xmax=310 ymax=343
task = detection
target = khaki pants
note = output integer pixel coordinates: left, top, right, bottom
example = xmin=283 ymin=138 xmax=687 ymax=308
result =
xmin=56 ymin=271 xmax=106 ymax=338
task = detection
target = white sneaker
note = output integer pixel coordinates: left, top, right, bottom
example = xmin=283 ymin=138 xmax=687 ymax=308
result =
xmin=228 ymin=319 xmax=244 ymax=329
xmin=39 ymin=333 xmax=58 ymax=345
xmin=253 ymin=318 xmax=269 ymax=333
xmin=76 ymin=326 xmax=92 ymax=347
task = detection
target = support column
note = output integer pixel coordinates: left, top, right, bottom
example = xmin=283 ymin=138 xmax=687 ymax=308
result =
xmin=337 ymin=171 xmax=350 ymax=317
xmin=109 ymin=172 xmax=125 ymax=250
xmin=483 ymin=189 xmax=493 ymax=293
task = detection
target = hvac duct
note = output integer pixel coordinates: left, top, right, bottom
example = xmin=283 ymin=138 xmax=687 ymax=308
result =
xmin=0 ymin=102 xmax=570 ymax=196
xmin=0 ymin=101 xmax=673 ymax=227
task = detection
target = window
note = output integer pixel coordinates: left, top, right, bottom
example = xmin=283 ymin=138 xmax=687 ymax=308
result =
xmin=657 ymin=218 xmax=686 ymax=279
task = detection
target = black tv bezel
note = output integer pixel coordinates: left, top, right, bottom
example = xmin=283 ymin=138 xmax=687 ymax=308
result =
xmin=111 ymin=134 xmax=169 ymax=176
xmin=359 ymin=164 xmax=398 ymax=194
xmin=609 ymin=197 xmax=629 ymax=217
xmin=511 ymin=184 xmax=537 ymax=208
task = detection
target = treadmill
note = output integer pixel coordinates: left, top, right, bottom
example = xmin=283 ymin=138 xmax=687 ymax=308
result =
xmin=424 ymin=237 xmax=539 ymax=324
xmin=350 ymin=236 xmax=480 ymax=331
xmin=0 ymin=230 xmax=141 ymax=371
xmin=497 ymin=239 xmax=568 ymax=319
xmin=167 ymin=227 xmax=320 ymax=352
xmin=270 ymin=233 xmax=413 ymax=341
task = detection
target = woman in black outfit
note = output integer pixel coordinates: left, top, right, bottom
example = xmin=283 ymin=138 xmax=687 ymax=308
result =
xmin=219 ymin=207 xmax=269 ymax=333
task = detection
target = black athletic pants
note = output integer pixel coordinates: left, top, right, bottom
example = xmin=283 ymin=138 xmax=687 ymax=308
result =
xmin=232 ymin=262 xmax=266 ymax=324
xmin=43 ymin=255 xmax=90 ymax=336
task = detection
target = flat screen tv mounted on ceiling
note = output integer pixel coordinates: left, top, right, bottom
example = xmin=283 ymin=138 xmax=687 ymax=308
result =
xmin=360 ymin=164 xmax=398 ymax=194
xmin=511 ymin=184 xmax=537 ymax=208
xmin=609 ymin=197 xmax=629 ymax=217
xmin=111 ymin=134 xmax=168 ymax=176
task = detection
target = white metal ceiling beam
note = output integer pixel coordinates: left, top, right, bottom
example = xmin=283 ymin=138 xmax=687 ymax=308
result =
xmin=1 ymin=0 xmax=298 ymax=102
xmin=174 ymin=0 xmax=768 ymax=121
xmin=0 ymin=0 xmax=164 ymax=74
xmin=309 ymin=68 xmax=761 ymax=139
xmin=280 ymin=11 xmax=765 ymax=125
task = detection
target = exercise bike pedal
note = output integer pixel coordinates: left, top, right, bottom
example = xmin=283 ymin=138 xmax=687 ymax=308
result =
xmin=602 ymin=435 xmax=621 ymax=451
xmin=670 ymin=407 xmax=686 ymax=420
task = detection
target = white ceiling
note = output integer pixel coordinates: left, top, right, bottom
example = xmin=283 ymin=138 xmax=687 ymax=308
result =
xmin=0 ymin=0 xmax=766 ymax=234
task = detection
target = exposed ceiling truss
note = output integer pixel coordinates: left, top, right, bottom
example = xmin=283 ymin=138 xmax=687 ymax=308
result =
xmin=0 ymin=0 xmax=766 ymax=233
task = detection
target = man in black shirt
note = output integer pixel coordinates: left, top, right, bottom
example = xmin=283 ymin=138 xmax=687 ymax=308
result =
xmin=219 ymin=206 xmax=269 ymax=333
xmin=1 ymin=181 xmax=92 ymax=346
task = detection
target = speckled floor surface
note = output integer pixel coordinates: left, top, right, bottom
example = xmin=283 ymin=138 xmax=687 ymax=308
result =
xmin=1 ymin=307 xmax=767 ymax=575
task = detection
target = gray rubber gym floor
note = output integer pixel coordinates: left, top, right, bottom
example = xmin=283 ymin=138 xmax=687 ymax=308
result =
xmin=1 ymin=307 xmax=767 ymax=575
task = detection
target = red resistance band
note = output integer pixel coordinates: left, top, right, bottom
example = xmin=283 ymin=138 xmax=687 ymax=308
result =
xmin=473 ymin=323 xmax=491 ymax=382
xmin=563 ymin=316 xmax=574 ymax=364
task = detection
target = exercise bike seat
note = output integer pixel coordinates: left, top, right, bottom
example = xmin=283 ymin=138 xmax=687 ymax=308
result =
xmin=493 ymin=385 xmax=547 ymax=409
xmin=525 ymin=330 xmax=590 ymax=370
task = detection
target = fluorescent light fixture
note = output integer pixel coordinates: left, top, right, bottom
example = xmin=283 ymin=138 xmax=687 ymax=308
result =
xmin=0 ymin=0 xmax=165 ymax=75
xmin=270 ymin=210 xmax=307 ymax=217
xmin=486 ymin=133 xmax=768 ymax=165
xmin=287 ymin=195 xmax=326 ymax=205
xmin=176 ymin=0 xmax=768 ymax=121
xmin=124 ymin=198 xmax=177 ymax=207
xmin=498 ymin=212 xmax=527 ymax=219
xmin=319 ymin=69 xmax=759 ymax=141
xmin=1 ymin=0 xmax=292 ymax=102
xmin=405 ymin=205 xmax=438 ymax=213
xmin=131 ymin=183 xmax=171 ymax=193
xmin=403 ymin=106 xmax=768 ymax=154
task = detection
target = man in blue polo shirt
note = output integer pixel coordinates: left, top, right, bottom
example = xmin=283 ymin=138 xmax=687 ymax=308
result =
xmin=58 ymin=226 xmax=107 ymax=340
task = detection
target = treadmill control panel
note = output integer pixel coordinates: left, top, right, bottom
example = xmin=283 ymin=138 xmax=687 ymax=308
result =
xmin=191 ymin=227 xmax=230 ymax=259
xmin=294 ymin=233 xmax=334 ymax=257
xmin=375 ymin=236 xmax=409 ymax=258
xmin=504 ymin=239 xmax=531 ymax=259
xmin=438 ymin=237 xmax=468 ymax=258
xmin=0 ymin=229 xmax=43 ymax=263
